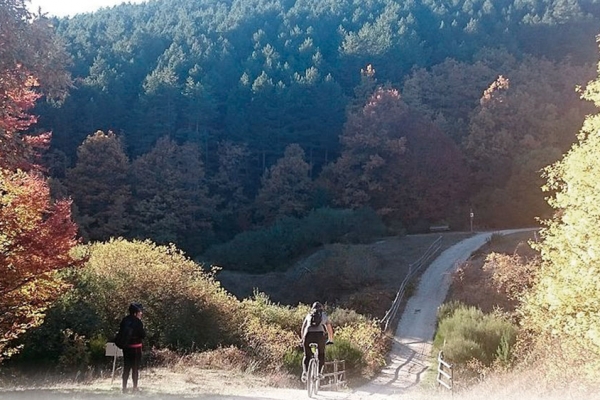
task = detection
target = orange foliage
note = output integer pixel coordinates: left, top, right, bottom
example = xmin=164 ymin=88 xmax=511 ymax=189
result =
xmin=0 ymin=169 xmax=80 ymax=360
xmin=0 ymin=0 xmax=77 ymax=361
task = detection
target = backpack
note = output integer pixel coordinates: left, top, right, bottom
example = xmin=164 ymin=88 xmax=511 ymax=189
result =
xmin=309 ymin=309 xmax=323 ymax=328
xmin=114 ymin=320 xmax=133 ymax=349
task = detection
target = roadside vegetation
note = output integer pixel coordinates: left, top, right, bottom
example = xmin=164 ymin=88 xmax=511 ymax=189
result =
xmin=434 ymin=232 xmax=538 ymax=387
xmin=424 ymin=235 xmax=600 ymax=400
xmin=434 ymin=57 xmax=600 ymax=393
xmin=5 ymin=238 xmax=388 ymax=385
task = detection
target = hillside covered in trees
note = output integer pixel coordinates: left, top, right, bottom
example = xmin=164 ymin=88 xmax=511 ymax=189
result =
xmin=4 ymin=0 xmax=600 ymax=390
xmin=32 ymin=0 xmax=600 ymax=261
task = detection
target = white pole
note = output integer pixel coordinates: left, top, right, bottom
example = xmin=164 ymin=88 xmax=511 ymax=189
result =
xmin=111 ymin=354 xmax=117 ymax=385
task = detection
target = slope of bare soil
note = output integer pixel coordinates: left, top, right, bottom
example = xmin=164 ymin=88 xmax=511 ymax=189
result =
xmin=218 ymin=232 xmax=473 ymax=317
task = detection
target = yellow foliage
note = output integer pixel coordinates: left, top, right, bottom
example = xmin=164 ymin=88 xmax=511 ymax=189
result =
xmin=335 ymin=320 xmax=388 ymax=376
xmin=522 ymin=56 xmax=600 ymax=377
xmin=80 ymin=238 xmax=241 ymax=349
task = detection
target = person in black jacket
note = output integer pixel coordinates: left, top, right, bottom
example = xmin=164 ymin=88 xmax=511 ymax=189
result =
xmin=300 ymin=302 xmax=334 ymax=382
xmin=120 ymin=303 xmax=145 ymax=393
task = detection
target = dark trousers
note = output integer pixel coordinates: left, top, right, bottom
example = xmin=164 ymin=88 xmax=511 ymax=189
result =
xmin=303 ymin=331 xmax=326 ymax=373
xmin=122 ymin=347 xmax=142 ymax=389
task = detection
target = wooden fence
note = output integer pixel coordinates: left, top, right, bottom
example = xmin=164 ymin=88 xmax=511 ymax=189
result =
xmin=380 ymin=236 xmax=443 ymax=331
xmin=436 ymin=351 xmax=453 ymax=392
xmin=320 ymin=360 xmax=346 ymax=390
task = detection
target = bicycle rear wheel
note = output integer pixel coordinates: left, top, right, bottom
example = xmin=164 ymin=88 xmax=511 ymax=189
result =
xmin=307 ymin=358 xmax=317 ymax=398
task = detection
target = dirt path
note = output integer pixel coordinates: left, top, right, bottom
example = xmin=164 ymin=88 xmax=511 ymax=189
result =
xmin=0 ymin=230 xmax=532 ymax=400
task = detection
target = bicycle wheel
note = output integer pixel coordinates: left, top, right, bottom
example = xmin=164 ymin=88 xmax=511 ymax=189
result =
xmin=313 ymin=360 xmax=320 ymax=396
xmin=307 ymin=358 xmax=317 ymax=398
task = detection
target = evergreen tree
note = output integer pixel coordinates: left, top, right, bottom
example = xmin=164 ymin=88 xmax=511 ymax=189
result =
xmin=131 ymin=136 xmax=215 ymax=254
xmin=464 ymin=57 xmax=594 ymax=227
xmin=211 ymin=141 xmax=255 ymax=236
xmin=255 ymin=143 xmax=313 ymax=225
xmin=323 ymin=87 xmax=467 ymax=229
xmin=66 ymin=131 xmax=132 ymax=241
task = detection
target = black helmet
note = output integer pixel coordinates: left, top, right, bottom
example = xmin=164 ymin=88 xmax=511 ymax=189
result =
xmin=128 ymin=303 xmax=143 ymax=315
xmin=311 ymin=301 xmax=323 ymax=311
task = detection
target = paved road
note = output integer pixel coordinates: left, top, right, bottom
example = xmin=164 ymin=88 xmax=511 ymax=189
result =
xmin=342 ymin=229 xmax=535 ymax=400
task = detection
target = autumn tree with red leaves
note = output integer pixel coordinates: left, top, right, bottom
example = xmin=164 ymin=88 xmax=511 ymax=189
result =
xmin=0 ymin=0 xmax=78 ymax=361
xmin=322 ymin=87 xmax=468 ymax=230
xmin=0 ymin=0 xmax=71 ymax=170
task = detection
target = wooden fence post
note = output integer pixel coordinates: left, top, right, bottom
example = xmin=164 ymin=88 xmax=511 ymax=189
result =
xmin=436 ymin=351 xmax=453 ymax=394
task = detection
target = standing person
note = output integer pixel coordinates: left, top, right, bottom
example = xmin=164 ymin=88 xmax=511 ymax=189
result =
xmin=300 ymin=301 xmax=334 ymax=382
xmin=119 ymin=303 xmax=145 ymax=393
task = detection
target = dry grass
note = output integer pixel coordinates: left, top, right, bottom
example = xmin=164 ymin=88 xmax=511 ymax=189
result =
xmin=219 ymin=231 xmax=473 ymax=317
xmin=0 ymin=350 xmax=297 ymax=398
xmin=405 ymin=368 xmax=600 ymax=400
xmin=446 ymin=231 xmax=537 ymax=313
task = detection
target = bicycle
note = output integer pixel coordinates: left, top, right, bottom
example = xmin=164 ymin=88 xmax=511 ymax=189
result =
xmin=306 ymin=341 xmax=333 ymax=398
xmin=306 ymin=343 xmax=320 ymax=398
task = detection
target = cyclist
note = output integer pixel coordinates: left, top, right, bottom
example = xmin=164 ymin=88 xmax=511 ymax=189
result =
xmin=301 ymin=301 xmax=334 ymax=382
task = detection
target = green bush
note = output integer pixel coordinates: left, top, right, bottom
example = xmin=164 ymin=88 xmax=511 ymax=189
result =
xmin=17 ymin=239 xmax=243 ymax=365
xmin=17 ymin=254 xmax=386 ymax=379
xmin=57 ymin=329 xmax=90 ymax=372
xmin=437 ymin=300 xmax=464 ymax=322
xmin=434 ymin=303 xmax=517 ymax=366
xmin=325 ymin=339 xmax=363 ymax=371
xmin=283 ymin=347 xmax=304 ymax=375
xmin=334 ymin=321 xmax=388 ymax=378
xmin=202 ymin=207 xmax=386 ymax=272
xmin=328 ymin=308 xmax=368 ymax=327
xmin=241 ymin=292 xmax=308 ymax=333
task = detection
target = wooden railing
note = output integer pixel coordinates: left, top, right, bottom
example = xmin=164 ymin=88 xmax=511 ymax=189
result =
xmin=436 ymin=351 xmax=453 ymax=391
xmin=380 ymin=236 xmax=442 ymax=331
xmin=321 ymin=360 xmax=346 ymax=390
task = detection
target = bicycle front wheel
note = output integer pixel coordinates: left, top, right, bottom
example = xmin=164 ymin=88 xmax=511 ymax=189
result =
xmin=307 ymin=358 xmax=317 ymax=398
xmin=314 ymin=360 xmax=320 ymax=396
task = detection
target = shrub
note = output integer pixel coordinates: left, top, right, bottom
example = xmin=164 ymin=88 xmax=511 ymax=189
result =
xmin=57 ymin=329 xmax=90 ymax=372
xmin=239 ymin=293 xmax=387 ymax=378
xmin=327 ymin=308 xmax=368 ymax=327
xmin=18 ymin=239 xmax=243 ymax=364
xmin=483 ymin=252 xmax=539 ymax=302
xmin=239 ymin=293 xmax=306 ymax=372
xmin=434 ymin=303 xmax=517 ymax=367
xmin=282 ymin=347 xmax=304 ymax=375
xmin=80 ymin=239 xmax=243 ymax=350
xmin=325 ymin=338 xmax=364 ymax=372
xmin=334 ymin=320 xmax=388 ymax=378
xmin=437 ymin=300 xmax=464 ymax=322
xmin=241 ymin=292 xmax=308 ymax=334
xmin=290 ymin=245 xmax=382 ymax=305
xmin=88 ymin=334 xmax=108 ymax=363
xmin=241 ymin=315 xmax=300 ymax=372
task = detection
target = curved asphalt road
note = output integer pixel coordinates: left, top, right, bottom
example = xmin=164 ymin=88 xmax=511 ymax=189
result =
xmin=344 ymin=229 xmax=535 ymax=400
